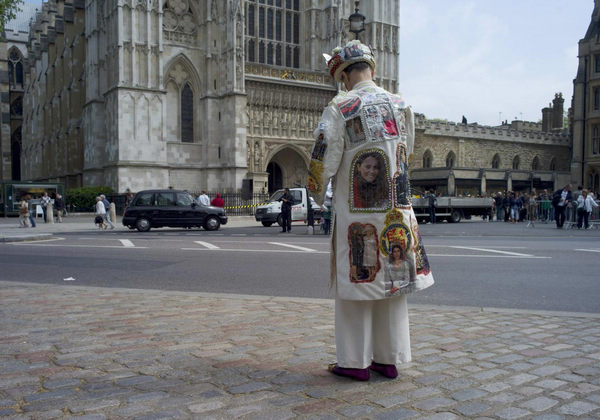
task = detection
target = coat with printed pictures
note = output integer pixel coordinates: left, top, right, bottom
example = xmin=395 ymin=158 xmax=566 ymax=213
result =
xmin=308 ymin=80 xmax=434 ymax=301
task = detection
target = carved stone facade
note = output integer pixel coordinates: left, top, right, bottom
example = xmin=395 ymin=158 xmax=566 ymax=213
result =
xmin=572 ymin=0 xmax=600 ymax=194
xmin=2 ymin=0 xmax=578 ymax=198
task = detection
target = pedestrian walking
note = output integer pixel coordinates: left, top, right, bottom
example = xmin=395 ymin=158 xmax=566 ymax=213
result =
xmin=100 ymin=194 xmax=115 ymax=229
xmin=552 ymin=184 xmax=572 ymax=228
xmin=26 ymin=194 xmax=37 ymax=228
xmin=40 ymin=191 xmax=51 ymax=223
xmin=18 ymin=196 xmax=30 ymax=228
xmin=54 ymin=193 xmax=65 ymax=223
xmin=576 ymin=189 xmax=599 ymax=229
xmin=308 ymin=39 xmax=434 ymax=381
xmin=95 ymin=196 xmax=108 ymax=230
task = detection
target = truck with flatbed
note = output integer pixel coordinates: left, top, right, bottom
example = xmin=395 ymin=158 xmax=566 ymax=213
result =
xmin=411 ymin=196 xmax=494 ymax=223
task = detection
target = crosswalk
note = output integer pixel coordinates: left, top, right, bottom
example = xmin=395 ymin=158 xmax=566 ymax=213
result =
xmin=9 ymin=237 xmax=600 ymax=259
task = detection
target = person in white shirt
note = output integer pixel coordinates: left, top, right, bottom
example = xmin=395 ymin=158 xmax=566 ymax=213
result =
xmin=576 ymin=189 xmax=599 ymax=229
xmin=198 ymin=191 xmax=210 ymax=206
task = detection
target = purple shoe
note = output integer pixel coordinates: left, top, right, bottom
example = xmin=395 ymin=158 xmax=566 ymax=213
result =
xmin=328 ymin=363 xmax=370 ymax=381
xmin=369 ymin=362 xmax=398 ymax=379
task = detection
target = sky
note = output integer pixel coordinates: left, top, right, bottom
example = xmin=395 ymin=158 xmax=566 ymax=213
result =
xmin=399 ymin=0 xmax=594 ymax=126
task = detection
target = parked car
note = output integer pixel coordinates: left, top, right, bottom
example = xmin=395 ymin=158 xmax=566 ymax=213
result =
xmin=122 ymin=189 xmax=227 ymax=232
xmin=254 ymin=187 xmax=322 ymax=227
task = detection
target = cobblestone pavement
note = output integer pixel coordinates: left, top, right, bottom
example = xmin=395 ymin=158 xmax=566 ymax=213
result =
xmin=1 ymin=281 xmax=599 ymax=419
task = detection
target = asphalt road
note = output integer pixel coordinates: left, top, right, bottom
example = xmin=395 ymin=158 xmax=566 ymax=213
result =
xmin=1 ymin=222 xmax=599 ymax=313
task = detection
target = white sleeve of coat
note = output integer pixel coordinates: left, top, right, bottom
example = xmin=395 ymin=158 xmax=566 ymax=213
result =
xmin=405 ymin=106 xmax=415 ymax=157
xmin=308 ymin=104 xmax=345 ymax=204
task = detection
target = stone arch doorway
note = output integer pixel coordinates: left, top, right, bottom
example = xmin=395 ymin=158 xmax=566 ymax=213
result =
xmin=266 ymin=147 xmax=308 ymax=194
xmin=267 ymin=162 xmax=282 ymax=193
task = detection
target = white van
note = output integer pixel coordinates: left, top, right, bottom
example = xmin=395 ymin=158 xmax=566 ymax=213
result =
xmin=255 ymin=187 xmax=322 ymax=227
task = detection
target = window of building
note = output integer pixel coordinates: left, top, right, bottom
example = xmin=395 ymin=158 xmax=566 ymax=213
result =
xmin=549 ymin=157 xmax=556 ymax=171
xmin=246 ymin=0 xmax=300 ymax=68
xmin=593 ymin=125 xmax=599 ymax=155
xmin=531 ymin=156 xmax=539 ymax=171
xmin=181 ymin=83 xmax=194 ymax=143
xmin=10 ymin=96 xmax=23 ymax=116
xmin=595 ymin=55 xmax=600 ymax=73
xmin=595 ymin=87 xmax=600 ymax=111
xmin=8 ymin=48 xmax=24 ymax=89
xmin=491 ymin=154 xmax=500 ymax=169
xmin=512 ymin=156 xmax=520 ymax=170
xmin=422 ymin=150 xmax=432 ymax=168
xmin=445 ymin=151 xmax=456 ymax=168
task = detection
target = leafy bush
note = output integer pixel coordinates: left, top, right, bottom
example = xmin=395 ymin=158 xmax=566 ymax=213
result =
xmin=66 ymin=186 xmax=112 ymax=212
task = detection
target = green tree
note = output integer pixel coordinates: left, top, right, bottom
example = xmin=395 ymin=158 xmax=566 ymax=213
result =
xmin=0 ymin=0 xmax=23 ymax=33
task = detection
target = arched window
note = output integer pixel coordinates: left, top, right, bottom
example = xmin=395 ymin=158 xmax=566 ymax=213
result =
xmin=180 ymin=83 xmax=194 ymax=143
xmin=531 ymin=156 xmax=539 ymax=171
xmin=445 ymin=151 xmax=456 ymax=168
xmin=491 ymin=154 xmax=500 ymax=169
xmin=8 ymin=48 xmax=24 ymax=89
xmin=549 ymin=157 xmax=557 ymax=171
xmin=512 ymin=156 xmax=520 ymax=170
xmin=247 ymin=39 xmax=255 ymax=62
xmin=422 ymin=150 xmax=433 ymax=168
xmin=10 ymin=96 xmax=23 ymax=116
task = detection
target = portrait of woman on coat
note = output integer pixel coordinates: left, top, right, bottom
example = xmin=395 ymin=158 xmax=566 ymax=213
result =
xmin=352 ymin=151 xmax=389 ymax=209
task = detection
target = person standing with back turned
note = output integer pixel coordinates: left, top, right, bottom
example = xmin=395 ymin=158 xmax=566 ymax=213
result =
xmin=308 ymin=40 xmax=434 ymax=381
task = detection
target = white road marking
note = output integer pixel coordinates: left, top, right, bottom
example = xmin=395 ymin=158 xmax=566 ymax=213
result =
xmin=427 ymin=254 xmax=550 ymax=259
xmin=119 ymin=239 xmax=135 ymax=247
xmin=10 ymin=243 xmax=147 ymax=249
xmin=194 ymin=241 xmax=220 ymax=250
xmin=181 ymin=248 xmax=328 ymax=254
xmin=448 ymin=245 xmax=534 ymax=257
xmin=575 ymin=248 xmax=600 ymax=253
xmin=63 ymin=277 xmax=76 ymax=281
xmin=269 ymin=242 xmax=317 ymax=252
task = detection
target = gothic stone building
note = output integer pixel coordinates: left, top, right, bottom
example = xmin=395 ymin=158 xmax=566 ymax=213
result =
xmin=3 ymin=0 xmax=573 ymax=196
xmin=410 ymin=94 xmax=571 ymax=197
xmin=15 ymin=0 xmax=401 ymax=194
xmin=572 ymin=0 xmax=600 ymax=194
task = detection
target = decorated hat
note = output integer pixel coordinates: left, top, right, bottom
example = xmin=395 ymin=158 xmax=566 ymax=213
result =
xmin=324 ymin=40 xmax=376 ymax=83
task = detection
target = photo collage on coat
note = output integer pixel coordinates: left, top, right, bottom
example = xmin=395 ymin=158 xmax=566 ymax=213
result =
xmin=348 ymin=222 xmax=380 ymax=283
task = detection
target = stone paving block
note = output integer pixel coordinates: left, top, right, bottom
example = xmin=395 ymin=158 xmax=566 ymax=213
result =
xmin=337 ymin=404 xmax=375 ymax=418
xmin=371 ymin=394 xmax=409 ymax=408
xmin=506 ymin=373 xmax=538 ymax=385
xmin=557 ymin=401 xmax=599 ymax=416
xmin=550 ymin=390 xmax=574 ymax=400
xmin=494 ymin=406 xmax=531 ymax=419
xmin=486 ymin=392 xmax=522 ymax=405
xmin=412 ymin=396 xmax=456 ymax=410
xmin=68 ymin=414 xmax=107 ymax=420
xmin=188 ymin=400 xmax=227 ymax=414
xmin=480 ymin=381 xmax=510 ymax=393
xmin=375 ymin=407 xmax=419 ymax=419
xmin=535 ymin=379 xmax=567 ymax=389
xmin=132 ymin=409 xmax=185 ymax=420
xmin=456 ymin=401 xmax=490 ymax=416
xmin=408 ymin=386 xmax=442 ymax=400
xmin=418 ymin=413 xmax=459 ymax=420
xmin=450 ymin=388 xmax=488 ymax=402
xmin=530 ymin=415 xmax=565 ymax=420
xmin=519 ymin=396 xmax=559 ymax=411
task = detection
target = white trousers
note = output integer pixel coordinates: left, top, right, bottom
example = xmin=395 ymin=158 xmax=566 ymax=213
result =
xmin=335 ymin=295 xmax=411 ymax=369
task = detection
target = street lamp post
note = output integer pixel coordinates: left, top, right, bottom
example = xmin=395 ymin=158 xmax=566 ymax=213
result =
xmin=348 ymin=1 xmax=365 ymax=40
